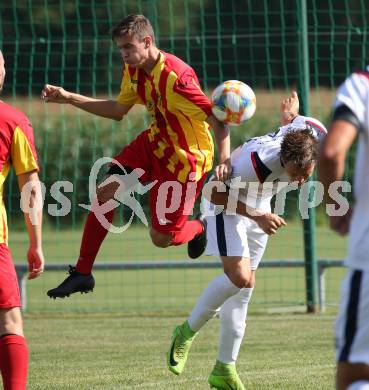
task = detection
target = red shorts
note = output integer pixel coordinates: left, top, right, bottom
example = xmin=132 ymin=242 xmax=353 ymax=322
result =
xmin=0 ymin=244 xmax=21 ymax=309
xmin=112 ymin=130 xmax=207 ymax=235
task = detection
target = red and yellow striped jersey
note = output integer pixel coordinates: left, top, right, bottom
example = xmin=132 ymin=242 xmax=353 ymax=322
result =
xmin=117 ymin=51 xmax=214 ymax=183
xmin=0 ymin=101 xmax=39 ymax=244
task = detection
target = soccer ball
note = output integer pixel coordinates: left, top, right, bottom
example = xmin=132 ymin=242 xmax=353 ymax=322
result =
xmin=211 ymin=80 xmax=256 ymax=126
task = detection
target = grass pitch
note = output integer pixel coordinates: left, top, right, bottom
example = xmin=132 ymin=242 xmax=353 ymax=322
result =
xmin=25 ymin=311 xmax=336 ymax=390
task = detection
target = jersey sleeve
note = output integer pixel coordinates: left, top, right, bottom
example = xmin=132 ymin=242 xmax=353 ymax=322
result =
xmin=11 ymin=118 xmax=39 ymax=175
xmin=116 ymin=65 xmax=141 ymax=106
xmin=230 ymin=146 xmax=264 ymax=184
xmin=333 ymin=72 xmax=369 ymax=131
xmin=171 ymin=71 xmax=213 ymax=121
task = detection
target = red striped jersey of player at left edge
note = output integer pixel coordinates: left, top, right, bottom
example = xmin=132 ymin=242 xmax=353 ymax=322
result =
xmin=0 ymin=49 xmax=45 ymax=390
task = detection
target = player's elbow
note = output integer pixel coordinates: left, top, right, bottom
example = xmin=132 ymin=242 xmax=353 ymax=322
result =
xmin=111 ymin=102 xmax=129 ymax=121
xmin=112 ymin=113 xmax=126 ymax=121
xmin=319 ymin=144 xmax=342 ymax=165
xmin=202 ymin=181 xmax=227 ymax=204
xmin=206 ymin=187 xmax=217 ymax=203
xmin=209 ymin=185 xmax=227 ymax=205
xmin=209 ymin=191 xmax=221 ymax=206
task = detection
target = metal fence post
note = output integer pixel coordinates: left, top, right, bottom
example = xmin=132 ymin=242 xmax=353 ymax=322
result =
xmin=298 ymin=0 xmax=319 ymax=313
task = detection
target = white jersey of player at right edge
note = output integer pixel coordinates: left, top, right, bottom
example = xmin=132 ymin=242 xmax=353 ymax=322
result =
xmin=319 ymin=66 xmax=369 ymax=390
xmin=334 ymin=68 xmax=369 ymax=271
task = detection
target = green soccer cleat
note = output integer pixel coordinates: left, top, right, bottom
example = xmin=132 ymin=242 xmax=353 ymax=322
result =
xmin=167 ymin=320 xmax=197 ymax=375
xmin=208 ymin=360 xmax=245 ymax=390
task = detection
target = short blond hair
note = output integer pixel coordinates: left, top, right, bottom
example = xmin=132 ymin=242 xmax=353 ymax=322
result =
xmin=111 ymin=14 xmax=155 ymax=44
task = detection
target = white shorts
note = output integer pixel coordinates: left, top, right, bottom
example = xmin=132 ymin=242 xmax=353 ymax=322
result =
xmin=335 ymin=269 xmax=369 ymax=364
xmin=205 ymin=212 xmax=268 ymax=270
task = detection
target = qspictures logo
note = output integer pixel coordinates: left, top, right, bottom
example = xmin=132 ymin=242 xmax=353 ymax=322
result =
xmin=20 ymin=157 xmax=352 ymax=231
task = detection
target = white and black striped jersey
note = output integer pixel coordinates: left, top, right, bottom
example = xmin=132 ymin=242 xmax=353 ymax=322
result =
xmin=333 ymin=66 xmax=369 ymax=270
xmin=226 ymin=115 xmax=327 ymax=211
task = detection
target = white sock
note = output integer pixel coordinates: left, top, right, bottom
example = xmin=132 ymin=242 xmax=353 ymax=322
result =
xmin=188 ymin=274 xmax=240 ymax=332
xmin=347 ymin=381 xmax=369 ymax=390
xmin=218 ymin=287 xmax=254 ymax=364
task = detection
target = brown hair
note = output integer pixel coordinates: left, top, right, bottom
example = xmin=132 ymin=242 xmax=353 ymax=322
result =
xmin=280 ymin=129 xmax=319 ymax=168
xmin=111 ymin=14 xmax=155 ymax=44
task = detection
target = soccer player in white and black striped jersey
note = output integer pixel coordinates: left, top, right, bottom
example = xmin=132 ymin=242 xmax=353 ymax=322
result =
xmin=167 ymin=91 xmax=327 ymax=389
xmin=319 ymin=68 xmax=369 ymax=390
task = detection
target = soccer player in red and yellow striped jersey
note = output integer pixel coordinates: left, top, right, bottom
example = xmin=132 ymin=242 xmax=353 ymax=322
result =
xmin=42 ymin=14 xmax=230 ymax=299
xmin=0 ymin=50 xmax=45 ymax=390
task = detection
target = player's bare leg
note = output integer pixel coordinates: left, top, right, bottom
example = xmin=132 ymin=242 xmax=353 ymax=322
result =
xmin=151 ymin=215 xmax=206 ymax=254
xmin=0 ymin=308 xmax=23 ymax=337
xmin=221 ymin=256 xmax=255 ymax=289
xmin=337 ymin=362 xmax=369 ymax=390
xmin=149 ymin=228 xmax=172 ymax=248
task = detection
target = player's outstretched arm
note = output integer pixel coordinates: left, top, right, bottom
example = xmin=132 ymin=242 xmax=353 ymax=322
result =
xmin=206 ymin=115 xmax=231 ymax=182
xmin=17 ymin=171 xmax=45 ymax=280
xmin=280 ymin=90 xmax=299 ymax=125
xmin=41 ymin=84 xmax=132 ymax=121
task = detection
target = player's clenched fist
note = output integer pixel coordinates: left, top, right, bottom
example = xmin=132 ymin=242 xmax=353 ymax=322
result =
xmin=214 ymin=158 xmax=232 ymax=182
xmin=27 ymin=246 xmax=45 ymax=280
xmin=253 ymin=212 xmax=287 ymax=235
xmin=41 ymin=84 xmax=70 ymax=103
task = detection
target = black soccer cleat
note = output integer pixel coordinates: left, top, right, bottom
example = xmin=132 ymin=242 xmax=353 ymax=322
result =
xmin=187 ymin=214 xmax=207 ymax=259
xmin=47 ymin=265 xmax=95 ymax=299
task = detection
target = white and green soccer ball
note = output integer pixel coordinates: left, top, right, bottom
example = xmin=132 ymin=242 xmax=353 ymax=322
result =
xmin=211 ymin=80 xmax=256 ymax=126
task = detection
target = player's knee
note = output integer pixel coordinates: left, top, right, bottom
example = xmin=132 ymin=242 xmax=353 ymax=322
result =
xmin=337 ymin=362 xmax=369 ymax=390
xmin=245 ymin=277 xmax=255 ymax=288
xmin=150 ymin=229 xmax=172 ymax=248
xmin=151 ymin=238 xmax=169 ymax=248
xmin=0 ymin=308 xmax=23 ymax=336
xmin=226 ymin=268 xmax=253 ymax=288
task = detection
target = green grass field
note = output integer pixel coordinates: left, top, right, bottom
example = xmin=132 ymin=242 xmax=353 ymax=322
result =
xmin=25 ymin=312 xmax=336 ymax=389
